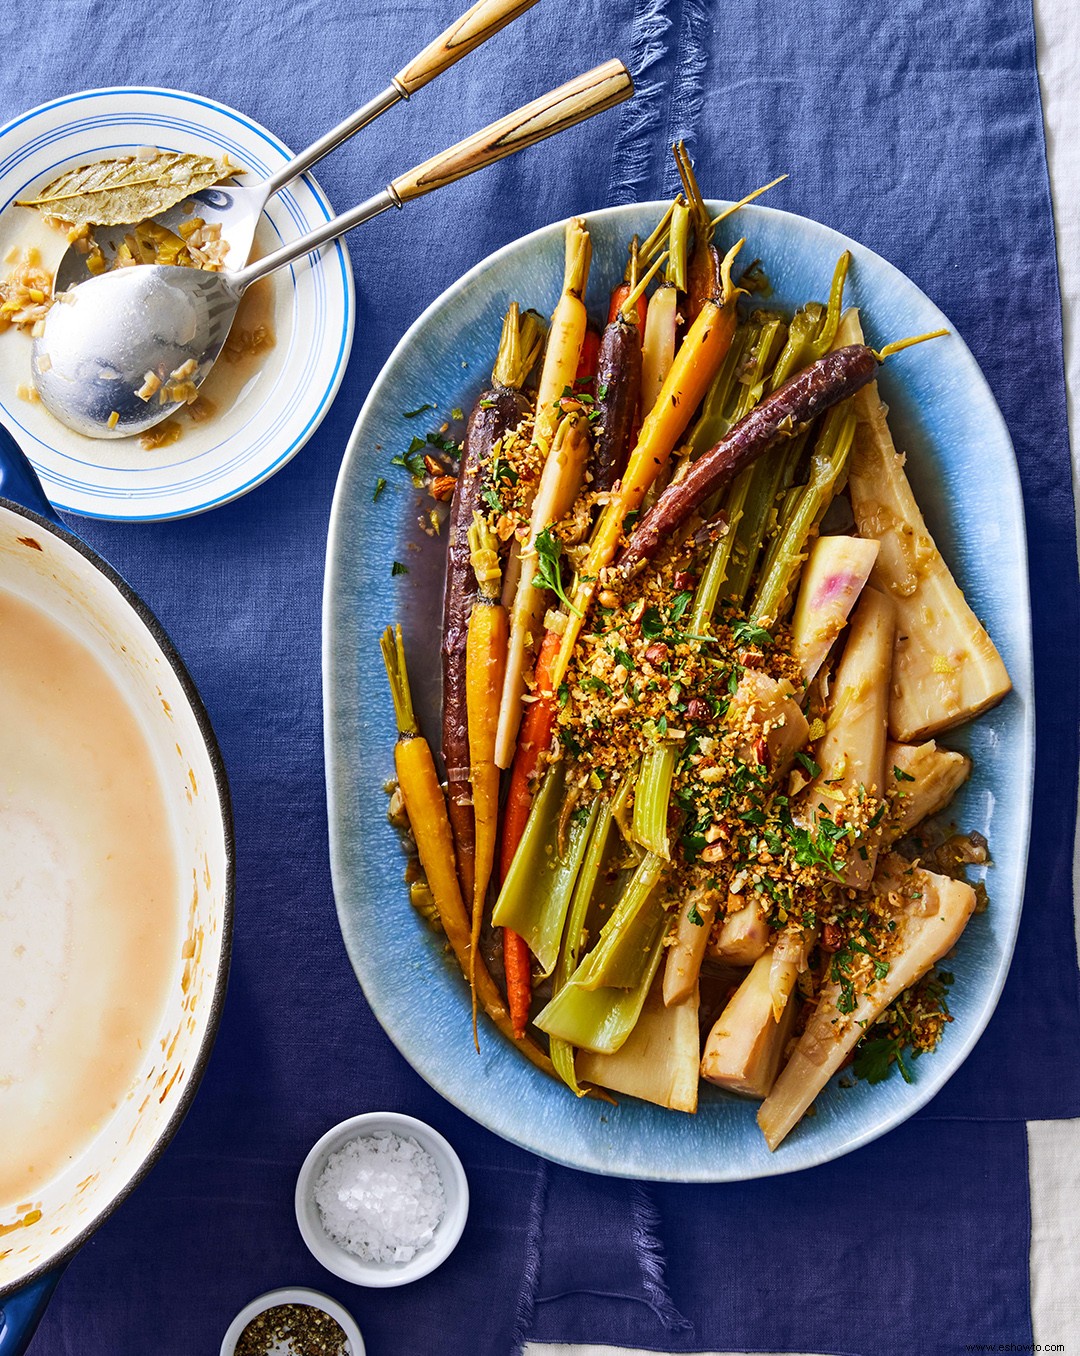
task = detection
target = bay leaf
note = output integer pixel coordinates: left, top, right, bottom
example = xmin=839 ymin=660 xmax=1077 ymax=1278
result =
xmin=17 ymin=150 xmax=242 ymax=228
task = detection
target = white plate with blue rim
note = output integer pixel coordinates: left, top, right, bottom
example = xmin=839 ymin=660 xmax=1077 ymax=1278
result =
xmin=323 ymin=201 xmax=1034 ymax=1181
xmin=0 ymin=86 xmax=354 ymax=521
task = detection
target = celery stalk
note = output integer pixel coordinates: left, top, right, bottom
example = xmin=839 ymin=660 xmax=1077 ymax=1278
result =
xmin=549 ymin=795 xmax=621 ymax=1093
xmin=533 ymin=928 xmax=668 ymax=1055
xmin=491 ymin=763 xmax=597 ymax=975
xmin=574 ymin=852 xmax=667 ymax=990
xmin=750 ymin=403 xmax=857 ymax=624
xmin=632 ymin=744 xmax=676 ymax=858
xmin=687 ymin=320 xmax=757 ymax=454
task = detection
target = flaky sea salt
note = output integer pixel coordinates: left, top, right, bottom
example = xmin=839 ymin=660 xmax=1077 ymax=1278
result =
xmin=314 ymin=1130 xmax=446 ymax=1264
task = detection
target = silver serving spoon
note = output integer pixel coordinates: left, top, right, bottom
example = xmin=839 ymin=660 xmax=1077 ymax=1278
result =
xmin=33 ymin=61 xmax=632 ymax=439
xmin=53 ymin=0 xmax=540 ymax=293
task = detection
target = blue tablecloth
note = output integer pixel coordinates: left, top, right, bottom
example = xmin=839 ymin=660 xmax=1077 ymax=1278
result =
xmin=1 ymin=0 xmax=1075 ymax=1351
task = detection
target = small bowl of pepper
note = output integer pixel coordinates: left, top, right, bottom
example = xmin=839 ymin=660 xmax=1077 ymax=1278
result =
xmin=220 ymin=1287 xmax=365 ymax=1356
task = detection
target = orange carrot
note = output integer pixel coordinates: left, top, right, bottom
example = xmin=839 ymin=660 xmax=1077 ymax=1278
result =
xmin=499 ymin=626 xmax=561 ymax=1037
xmin=381 ymin=624 xmax=555 ymax=1076
xmin=575 ymin=326 xmax=601 ymax=388
xmin=549 ymin=238 xmax=745 ymax=693
xmin=608 ymin=281 xmax=647 ymax=330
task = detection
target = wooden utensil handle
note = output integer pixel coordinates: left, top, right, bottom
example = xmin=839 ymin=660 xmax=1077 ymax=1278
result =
xmin=390 ymin=60 xmax=633 ymax=203
xmin=394 ymin=0 xmax=541 ymax=96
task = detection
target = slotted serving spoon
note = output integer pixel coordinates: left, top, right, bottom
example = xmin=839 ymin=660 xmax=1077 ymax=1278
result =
xmin=53 ymin=0 xmax=540 ymax=292
xmin=33 ymin=60 xmax=633 ymax=439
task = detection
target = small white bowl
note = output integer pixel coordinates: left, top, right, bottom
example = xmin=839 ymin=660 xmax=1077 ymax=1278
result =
xmin=295 ymin=1112 xmax=469 ymax=1288
xmin=219 ymin=1286 xmax=365 ymax=1356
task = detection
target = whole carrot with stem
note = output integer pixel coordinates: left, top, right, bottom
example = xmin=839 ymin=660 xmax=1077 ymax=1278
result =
xmin=442 ymin=304 xmax=543 ymax=903
xmin=548 ymin=236 xmax=745 ymax=693
xmin=591 ymin=250 xmax=668 ymax=495
xmin=500 ymin=626 xmax=561 ymax=1038
xmin=381 ymin=624 xmax=555 ymax=1076
xmin=495 ymin=410 xmax=591 ymax=767
xmin=465 ymin=514 xmax=507 ymax=1046
xmin=501 ymin=218 xmax=592 ymax=610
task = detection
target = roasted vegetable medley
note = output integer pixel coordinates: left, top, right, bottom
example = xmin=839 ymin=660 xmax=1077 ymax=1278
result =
xmin=380 ymin=146 xmax=1011 ymax=1149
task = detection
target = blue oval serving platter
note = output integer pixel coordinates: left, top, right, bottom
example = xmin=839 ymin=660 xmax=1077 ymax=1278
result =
xmin=323 ymin=202 xmax=1033 ymax=1181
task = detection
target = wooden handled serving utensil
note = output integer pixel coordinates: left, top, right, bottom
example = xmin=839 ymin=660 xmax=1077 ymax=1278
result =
xmin=54 ymin=0 xmax=544 ymax=292
xmin=34 ymin=60 xmax=634 ymax=439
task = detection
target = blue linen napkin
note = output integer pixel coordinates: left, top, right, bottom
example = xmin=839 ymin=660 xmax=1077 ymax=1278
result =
xmin=0 ymin=0 xmax=1073 ymax=1350
xmin=529 ymin=1120 xmax=1034 ymax=1356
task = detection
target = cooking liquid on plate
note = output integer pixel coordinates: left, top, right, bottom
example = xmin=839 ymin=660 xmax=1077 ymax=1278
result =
xmin=0 ymin=589 xmax=179 ymax=1205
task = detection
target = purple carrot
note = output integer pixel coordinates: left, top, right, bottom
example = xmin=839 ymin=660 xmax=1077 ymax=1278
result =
xmin=618 ymin=345 xmax=879 ymax=571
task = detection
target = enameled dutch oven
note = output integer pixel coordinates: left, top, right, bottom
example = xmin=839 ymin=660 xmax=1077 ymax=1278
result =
xmin=0 ymin=429 xmax=233 ymax=1353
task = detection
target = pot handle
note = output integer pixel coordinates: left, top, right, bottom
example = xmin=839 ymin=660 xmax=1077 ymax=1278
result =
xmin=0 ymin=1271 xmax=62 ymax=1355
xmin=0 ymin=425 xmax=63 ymax=527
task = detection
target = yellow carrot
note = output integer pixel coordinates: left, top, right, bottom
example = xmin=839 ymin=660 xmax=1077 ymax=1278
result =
xmin=549 ymin=238 xmax=745 ymax=691
xmin=500 ymin=218 xmax=591 ymax=609
xmin=380 ymin=624 xmax=555 ymax=1077
xmin=466 ymin=516 xmax=508 ymax=1046
xmin=532 ymin=217 xmax=592 ymax=458
xmin=495 ymin=411 xmax=591 ymax=767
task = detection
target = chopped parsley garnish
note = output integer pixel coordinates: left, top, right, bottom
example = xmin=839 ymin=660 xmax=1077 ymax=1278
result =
xmin=795 ymin=750 xmax=821 ymax=779
xmin=687 ymin=901 xmax=705 ymax=927
xmin=391 ymin=437 xmax=428 ymax=483
xmin=451 ymin=407 xmax=464 ymax=421
xmin=731 ymin=619 xmax=774 ymax=648
xmin=403 ymin=402 xmax=436 ymax=418
xmin=893 ymin=765 xmax=916 ymax=782
xmin=852 ymin=1036 xmax=911 ymax=1085
xmin=391 ymin=561 xmax=409 ymax=576
xmin=532 ymin=526 xmax=579 ymax=614
xmin=372 ymin=477 xmax=387 ymax=502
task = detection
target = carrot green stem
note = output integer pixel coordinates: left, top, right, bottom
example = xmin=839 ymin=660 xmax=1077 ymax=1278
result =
xmin=381 ymin=624 xmax=418 ymax=736
xmin=874 ymin=328 xmax=949 ymax=360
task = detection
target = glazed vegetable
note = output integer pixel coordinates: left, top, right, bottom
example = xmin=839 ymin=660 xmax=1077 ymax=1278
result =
xmin=495 ymin=411 xmax=591 ymax=766
xmin=499 ymin=626 xmax=561 ymax=1039
xmin=547 ymin=786 xmax=626 ymax=1094
xmin=381 ymin=624 xmax=555 ymax=1077
xmin=465 ymin=515 xmax=508 ymax=1044
xmin=591 ymin=255 xmax=667 ymax=494
xmin=534 ymin=852 xmax=669 ymax=1054
xmin=804 ymin=586 xmax=895 ymax=889
xmin=618 ymin=344 xmax=880 ymax=574
xmin=790 ymin=534 xmax=880 ymax=682
xmin=442 ymin=304 xmax=542 ymax=899
xmin=492 ymin=762 xmax=596 ymax=975
xmin=842 ymin=311 xmax=1012 ymax=740
xmin=700 ymin=950 xmax=798 ymax=1099
xmin=550 ymin=237 xmax=745 ymax=691
xmin=578 ymin=978 xmax=700 ymax=1112
xmin=662 ymin=886 xmax=718 ymax=1007
xmin=884 ymin=740 xmax=972 ymax=844
xmin=607 ymin=237 xmax=648 ymax=330
xmin=758 ymin=856 xmax=976 ymax=1150
xmin=531 ymin=217 xmax=592 ymax=459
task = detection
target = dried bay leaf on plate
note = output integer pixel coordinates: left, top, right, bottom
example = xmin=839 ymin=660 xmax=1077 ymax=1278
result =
xmin=17 ymin=151 xmax=242 ymax=228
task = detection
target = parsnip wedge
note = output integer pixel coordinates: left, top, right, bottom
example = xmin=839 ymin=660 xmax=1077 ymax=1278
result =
xmin=758 ymin=856 xmax=975 ymax=1150
xmin=841 ymin=312 xmax=1011 ymax=741
xmin=701 ymin=950 xmax=797 ymax=1098
xmin=806 ymin=586 xmax=894 ymax=888
xmin=710 ymin=895 xmax=770 ymax=964
xmin=663 ymin=887 xmax=718 ymax=1007
xmin=791 ymin=534 xmax=880 ymax=683
xmin=884 ymin=739 xmax=972 ymax=844
xmin=578 ymin=977 xmax=700 ymax=1113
